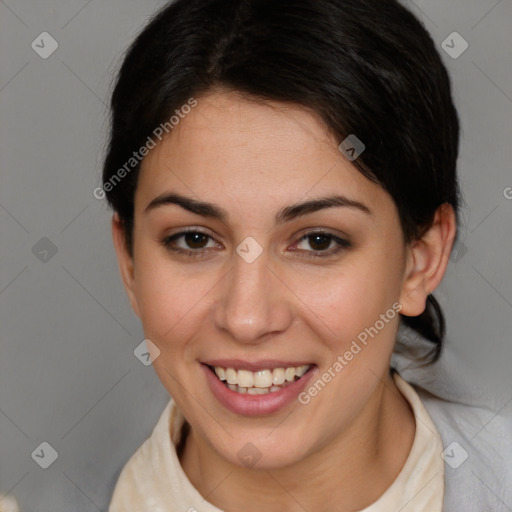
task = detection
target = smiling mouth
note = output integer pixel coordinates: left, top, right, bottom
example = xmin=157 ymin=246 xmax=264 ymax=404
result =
xmin=206 ymin=364 xmax=313 ymax=395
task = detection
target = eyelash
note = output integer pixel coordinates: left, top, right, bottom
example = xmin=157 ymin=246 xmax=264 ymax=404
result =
xmin=161 ymin=228 xmax=351 ymax=260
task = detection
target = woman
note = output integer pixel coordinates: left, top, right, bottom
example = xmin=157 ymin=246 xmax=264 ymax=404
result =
xmin=102 ymin=0 xmax=511 ymax=510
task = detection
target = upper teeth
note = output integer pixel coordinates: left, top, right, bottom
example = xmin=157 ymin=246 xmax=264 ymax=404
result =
xmin=214 ymin=365 xmax=310 ymax=388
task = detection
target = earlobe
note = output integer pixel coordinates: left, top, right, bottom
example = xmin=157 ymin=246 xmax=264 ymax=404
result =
xmin=111 ymin=213 xmax=141 ymax=318
xmin=399 ymin=203 xmax=457 ymax=317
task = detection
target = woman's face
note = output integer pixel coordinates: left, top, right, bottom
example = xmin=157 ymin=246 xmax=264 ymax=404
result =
xmin=117 ymin=90 xmax=420 ymax=469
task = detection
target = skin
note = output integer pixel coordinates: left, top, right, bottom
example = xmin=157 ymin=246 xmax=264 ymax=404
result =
xmin=112 ymin=89 xmax=456 ymax=511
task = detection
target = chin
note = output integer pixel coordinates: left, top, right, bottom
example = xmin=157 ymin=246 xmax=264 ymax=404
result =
xmin=212 ymin=428 xmax=314 ymax=471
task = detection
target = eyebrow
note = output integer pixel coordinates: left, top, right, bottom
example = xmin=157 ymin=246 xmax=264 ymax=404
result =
xmin=144 ymin=192 xmax=372 ymax=224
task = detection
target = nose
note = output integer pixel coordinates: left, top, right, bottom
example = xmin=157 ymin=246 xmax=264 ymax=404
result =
xmin=213 ymin=247 xmax=293 ymax=344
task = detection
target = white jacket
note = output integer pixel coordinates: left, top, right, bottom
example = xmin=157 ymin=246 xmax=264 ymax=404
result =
xmin=391 ymin=326 xmax=512 ymax=511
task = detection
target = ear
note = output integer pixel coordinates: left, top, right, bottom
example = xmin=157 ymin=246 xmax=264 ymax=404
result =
xmin=399 ymin=203 xmax=457 ymax=317
xmin=111 ymin=213 xmax=141 ymax=318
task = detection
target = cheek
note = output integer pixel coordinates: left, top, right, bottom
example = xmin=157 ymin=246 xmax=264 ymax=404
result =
xmin=132 ymin=249 xmax=215 ymax=351
xmin=290 ymin=255 xmax=402 ymax=349
xmin=291 ymin=259 xmax=403 ymax=432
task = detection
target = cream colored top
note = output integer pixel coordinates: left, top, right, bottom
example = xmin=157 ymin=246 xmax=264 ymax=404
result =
xmin=0 ymin=495 xmax=20 ymax=512
xmin=109 ymin=372 xmax=444 ymax=511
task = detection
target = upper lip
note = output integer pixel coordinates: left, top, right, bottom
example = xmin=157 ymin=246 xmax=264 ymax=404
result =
xmin=202 ymin=359 xmax=314 ymax=371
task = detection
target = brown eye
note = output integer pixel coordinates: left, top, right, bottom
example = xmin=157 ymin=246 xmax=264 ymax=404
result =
xmin=293 ymin=231 xmax=351 ymax=259
xmin=307 ymin=234 xmax=333 ymax=251
xmin=183 ymin=232 xmax=209 ymax=249
xmin=162 ymin=230 xmax=219 ymax=255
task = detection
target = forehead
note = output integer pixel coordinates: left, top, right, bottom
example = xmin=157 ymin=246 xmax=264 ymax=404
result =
xmin=135 ymin=90 xmax=390 ymax=220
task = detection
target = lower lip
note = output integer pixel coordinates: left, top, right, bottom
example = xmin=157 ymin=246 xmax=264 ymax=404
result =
xmin=201 ymin=364 xmax=316 ymax=416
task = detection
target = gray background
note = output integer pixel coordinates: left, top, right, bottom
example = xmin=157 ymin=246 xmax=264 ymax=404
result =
xmin=0 ymin=0 xmax=511 ymax=510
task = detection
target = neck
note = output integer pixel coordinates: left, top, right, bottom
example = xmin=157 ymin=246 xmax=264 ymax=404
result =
xmin=179 ymin=370 xmax=415 ymax=512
